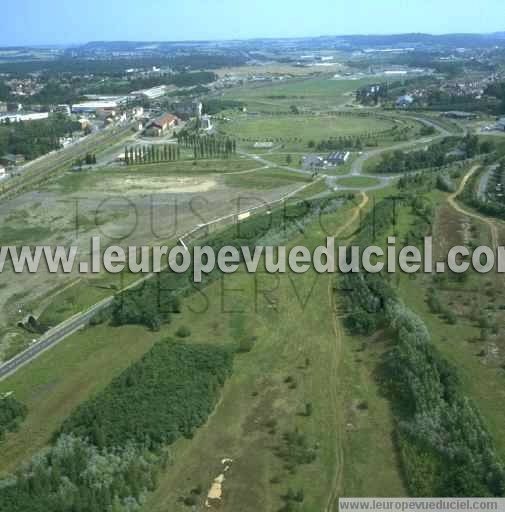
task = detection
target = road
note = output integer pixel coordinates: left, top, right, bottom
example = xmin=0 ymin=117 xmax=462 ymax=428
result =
xmin=0 ymin=297 xmax=112 ymax=381
xmin=350 ymin=114 xmax=452 ymax=176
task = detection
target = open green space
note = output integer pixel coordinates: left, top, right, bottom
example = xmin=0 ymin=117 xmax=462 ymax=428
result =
xmin=224 ymin=168 xmax=311 ymax=189
xmin=222 ymin=76 xmax=384 ymax=109
xmin=218 ymin=114 xmax=396 ymax=142
xmin=335 ymin=176 xmax=382 ymax=189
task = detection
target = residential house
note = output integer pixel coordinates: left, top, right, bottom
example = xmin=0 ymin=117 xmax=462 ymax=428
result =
xmin=147 ymin=113 xmax=178 ymax=136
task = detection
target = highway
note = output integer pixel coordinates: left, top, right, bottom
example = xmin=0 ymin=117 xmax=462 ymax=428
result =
xmin=0 ymin=297 xmax=113 ymax=381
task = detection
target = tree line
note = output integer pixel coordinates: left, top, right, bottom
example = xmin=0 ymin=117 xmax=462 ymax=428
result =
xmin=177 ymin=132 xmax=236 ymax=159
xmin=339 ymin=194 xmax=505 ymax=496
xmin=373 ymin=135 xmax=495 ymax=174
xmin=124 ymin=144 xmax=180 ymax=166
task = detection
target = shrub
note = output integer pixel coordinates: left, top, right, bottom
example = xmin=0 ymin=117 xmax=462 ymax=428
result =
xmin=175 ymin=326 xmax=191 ymax=338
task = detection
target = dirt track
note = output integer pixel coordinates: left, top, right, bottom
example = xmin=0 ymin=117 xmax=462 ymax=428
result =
xmin=324 ymin=192 xmax=369 ymax=512
xmin=448 ymin=165 xmax=499 ymax=250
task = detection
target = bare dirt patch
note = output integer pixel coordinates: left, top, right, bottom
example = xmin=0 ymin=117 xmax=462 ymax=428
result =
xmin=100 ymin=175 xmax=218 ymax=195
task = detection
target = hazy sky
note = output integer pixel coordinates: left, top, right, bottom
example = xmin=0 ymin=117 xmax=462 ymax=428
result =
xmin=3 ymin=0 xmax=505 ymax=46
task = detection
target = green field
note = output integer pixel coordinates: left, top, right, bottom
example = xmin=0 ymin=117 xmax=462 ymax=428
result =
xmin=224 ymin=168 xmax=311 ymax=189
xmin=218 ymin=114 xmax=395 ymax=142
xmin=222 ymin=76 xmax=384 ymax=110
xmin=335 ymin=176 xmax=382 ymax=189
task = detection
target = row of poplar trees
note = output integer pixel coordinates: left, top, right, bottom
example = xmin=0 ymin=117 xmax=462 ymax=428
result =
xmin=178 ymin=133 xmax=237 ymax=159
xmin=124 ymin=144 xmax=180 ymax=165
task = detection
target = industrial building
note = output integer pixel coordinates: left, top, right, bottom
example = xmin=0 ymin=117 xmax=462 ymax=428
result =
xmin=326 ymin=151 xmax=350 ymax=166
xmin=131 ymin=86 xmax=168 ymax=100
xmin=83 ymin=94 xmax=128 ymax=104
xmin=71 ymin=101 xmax=120 ymax=114
xmin=0 ymin=112 xmax=49 ymax=123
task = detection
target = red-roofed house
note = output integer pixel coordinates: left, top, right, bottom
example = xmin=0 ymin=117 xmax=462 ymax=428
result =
xmin=148 ymin=113 xmax=178 ymax=136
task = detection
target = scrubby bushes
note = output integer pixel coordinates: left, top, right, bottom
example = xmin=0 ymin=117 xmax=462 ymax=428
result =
xmin=0 ymin=435 xmax=159 ymax=512
xmin=0 ymin=395 xmax=27 ymax=441
xmin=373 ymin=135 xmax=493 ymax=175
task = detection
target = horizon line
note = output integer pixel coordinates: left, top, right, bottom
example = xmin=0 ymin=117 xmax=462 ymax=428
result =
xmin=1 ymin=30 xmax=505 ymax=49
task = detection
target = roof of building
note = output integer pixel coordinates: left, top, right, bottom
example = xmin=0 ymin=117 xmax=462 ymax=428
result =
xmin=152 ymin=113 xmax=177 ymax=128
xmin=72 ymin=101 xmax=118 ymax=110
xmin=396 ymin=94 xmax=414 ymax=103
xmin=326 ymin=151 xmax=350 ymax=161
xmin=443 ymin=111 xmax=477 ymax=118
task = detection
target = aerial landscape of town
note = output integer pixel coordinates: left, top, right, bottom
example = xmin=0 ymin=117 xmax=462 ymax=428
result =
xmin=2 ymin=1 xmax=505 ymax=511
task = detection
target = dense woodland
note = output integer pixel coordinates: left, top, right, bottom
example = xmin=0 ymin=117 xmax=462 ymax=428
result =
xmin=340 ymin=194 xmax=505 ymax=496
xmin=0 ymin=341 xmax=234 ymax=512
xmin=58 ymin=341 xmax=234 ymax=448
xmin=0 ymin=114 xmax=81 ymax=160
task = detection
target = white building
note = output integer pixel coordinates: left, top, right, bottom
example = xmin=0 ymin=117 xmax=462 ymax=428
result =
xmin=71 ymin=101 xmax=119 ymax=114
xmin=0 ymin=112 xmax=49 ymax=123
xmin=201 ymin=115 xmax=213 ymax=131
xmin=0 ymin=165 xmax=7 ymax=180
xmin=132 ymin=106 xmax=144 ymax=119
xmin=131 ymin=86 xmax=168 ymax=100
